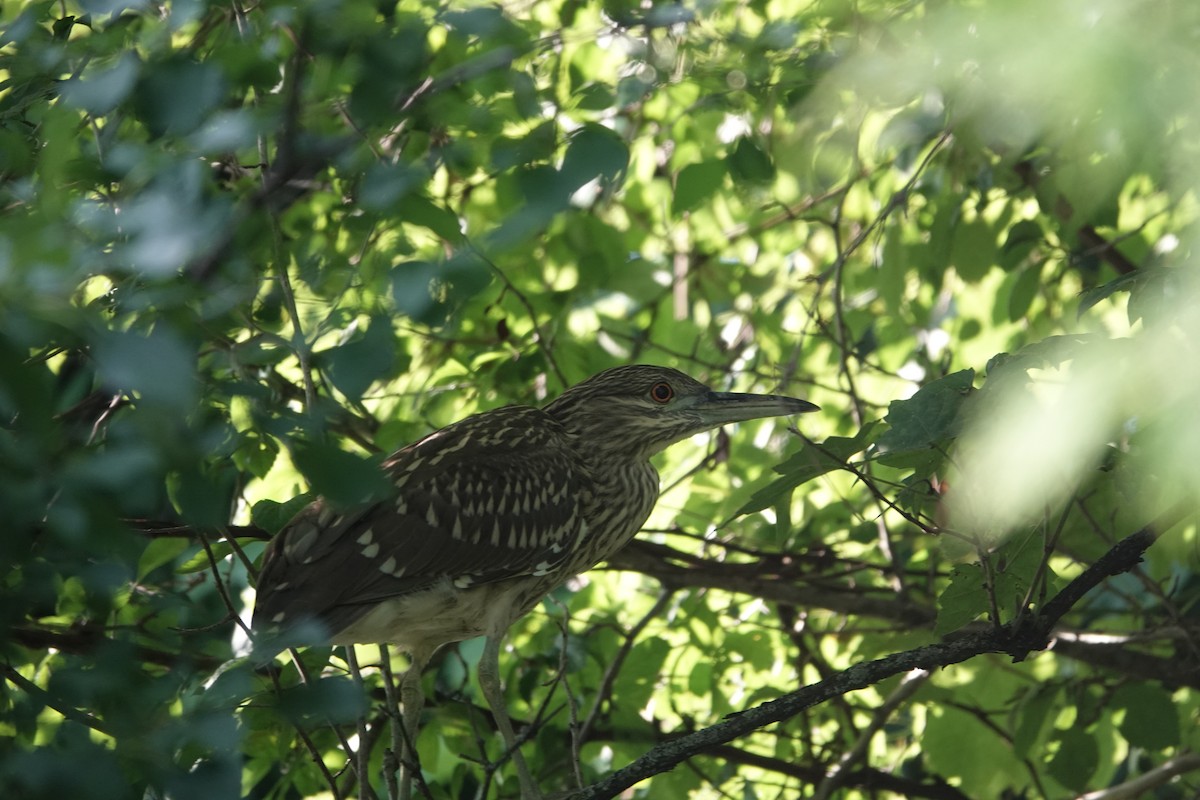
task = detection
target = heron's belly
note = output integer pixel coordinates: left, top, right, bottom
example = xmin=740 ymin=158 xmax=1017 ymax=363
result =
xmin=329 ymin=576 xmax=549 ymax=654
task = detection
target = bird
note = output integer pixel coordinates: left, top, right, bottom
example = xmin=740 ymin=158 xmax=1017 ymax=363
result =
xmin=252 ymin=364 xmax=818 ymax=799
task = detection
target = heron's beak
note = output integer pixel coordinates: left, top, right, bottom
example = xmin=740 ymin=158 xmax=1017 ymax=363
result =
xmin=692 ymin=391 xmax=819 ymax=426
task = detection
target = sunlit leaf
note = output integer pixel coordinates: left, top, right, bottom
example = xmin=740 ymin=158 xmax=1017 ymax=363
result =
xmin=673 ymin=159 xmax=727 ymax=215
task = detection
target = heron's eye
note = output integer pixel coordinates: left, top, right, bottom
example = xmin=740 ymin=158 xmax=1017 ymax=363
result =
xmin=649 ymin=382 xmax=674 ymax=404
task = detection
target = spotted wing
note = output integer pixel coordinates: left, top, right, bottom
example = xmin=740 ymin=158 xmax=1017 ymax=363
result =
xmin=252 ymin=406 xmax=587 ymax=640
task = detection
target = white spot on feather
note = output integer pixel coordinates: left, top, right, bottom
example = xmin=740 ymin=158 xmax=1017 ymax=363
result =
xmin=379 ymin=556 xmax=397 ymax=574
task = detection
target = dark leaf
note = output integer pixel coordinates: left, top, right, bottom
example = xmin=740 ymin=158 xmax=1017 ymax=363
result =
xmin=251 ymin=495 xmax=315 ymax=535
xmin=726 ymin=138 xmax=775 ymax=184
xmin=934 ymin=564 xmax=986 ymax=636
xmin=1047 ymin=728 xmax=1099 ymax=793
xmin=290 ymin=441 xmax=390 ymax=508
xmin=1112 ymin=683 xmax=1180 ymax=750
xmin=562 ymin=123 xmax=630 ymax=191
xmin=322 ymin=317 xmax=399 ymax=401
xmin=876 ymin=370 xmax=974 ymax=455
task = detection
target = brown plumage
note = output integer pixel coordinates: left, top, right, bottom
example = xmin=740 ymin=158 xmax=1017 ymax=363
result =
xmin=252 ymin=364 xmax=818 ymax=799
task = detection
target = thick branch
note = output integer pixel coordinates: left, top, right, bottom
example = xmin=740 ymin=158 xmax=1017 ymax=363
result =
xmin=607 ymin=539 xmax=934 ymax=626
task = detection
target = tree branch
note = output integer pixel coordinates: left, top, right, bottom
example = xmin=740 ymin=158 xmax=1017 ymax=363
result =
xmin=1077 ymin=752 xmax=1200 ymax=800
xmin=567 ymin=510 xmax=1181 ymax=799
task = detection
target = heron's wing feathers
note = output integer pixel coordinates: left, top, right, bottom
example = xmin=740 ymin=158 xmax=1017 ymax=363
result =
xmin=252 ymin=406 xmax=585 ymax=637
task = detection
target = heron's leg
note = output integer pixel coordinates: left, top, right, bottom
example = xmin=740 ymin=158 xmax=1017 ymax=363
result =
xmin=397 ymin=650 xmax=429 ymax=800
xmin=478 ymin=635 xmax=543 ymax=800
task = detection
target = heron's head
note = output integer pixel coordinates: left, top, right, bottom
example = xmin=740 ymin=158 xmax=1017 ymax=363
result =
xmin=545 ymin=365 xmax=818 ymax=460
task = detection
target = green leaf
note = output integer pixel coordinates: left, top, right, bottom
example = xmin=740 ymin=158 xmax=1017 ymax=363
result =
xmin=935 ymin=564 xmax=987 ymax=636
xmin=93 ymin=326 xmax=198 ymax=413
xmin=134 ymin=56 xmax=226 ymax=136
xmin=232 ymin=432 xmax=279 ymax=479
xmin=673 ymin=159 xmax=727 ymax=215
xmin=251 ymin=495 xmax=314 ymax=535
xmin=178 ymin=539 xmax=230 ymax=574
xmin=1007 ymin=263 xmax=1043 ymax=322
xmin=1112 ymin=683 xmax=1179 ymax=750
xmin=1000 ymin=219 xmax=1043 ymax=268
xmin=561 ymin=123 xmax=629 ymax=191
xmin=1077 ymin=270 xmax=1145 ymax=316
xmin=444 ymin=251 xmax=495 ymax=305
xmin=1047 ymin=727 xmax=1099 ymax=793
xmin=60 ymin=53 xmax=140 ymax=115
xmin=397 ymin=195 xmax=463 ymax=241
xmin=359 ymin=162 xmax=423 ymax=212
xmin=725 ymin=631 xmax=774 ymax=671
xmin=612 ymin=637 xmax=670 ymax=726
xmin=490 ymin=122 xmax=557 ymax=170
xmin=950 ymin=219 xmax=996 ymax=282
xmin=738 ymin=422 xmax=880 ymax=515
xmin=443 ymin=6 xmax=508 ymax=37
xmin=136 ymin=537 xmax=190 ymax=581
xmin=993 ymin=533 xmax=1046 ymax=615
xmin=687 ymin=660 xmax=711 ymax=697
xmin=726 ymin=138 xmax=775 ymax=184
xmin=170 ymin=462 xmax=238 ymax=528
xmin=574 ymin=82 xmax=615 ymax=111
xmin=877 ymin=370 xmax=974 ymax=455
xmin=290 ymin=441 xmax=390 ymax=508
xmin=923 ymin=704 xmax=1012 ymax=791
xmin=276 ymin=676 xmax=367 ymax=725
xmin=322 ymin=317 xmax=399 ymax=401
xmin=1013 ymin=685 xmax=1060 ymax=757
xmin=391 ymin=260 xmax=443 ymax=323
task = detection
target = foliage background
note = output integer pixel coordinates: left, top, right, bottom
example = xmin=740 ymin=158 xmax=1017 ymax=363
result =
xmin=2 ymin=0 xmax=1198 ymax=798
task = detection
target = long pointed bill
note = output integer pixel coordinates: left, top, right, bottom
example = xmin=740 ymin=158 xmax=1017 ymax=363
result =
xmin=692 ymin=391 xmax=819 ymax=426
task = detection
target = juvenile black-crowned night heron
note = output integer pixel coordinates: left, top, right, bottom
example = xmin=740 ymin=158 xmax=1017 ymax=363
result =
xmin=253 ymin=365 xmax=817 ymax=799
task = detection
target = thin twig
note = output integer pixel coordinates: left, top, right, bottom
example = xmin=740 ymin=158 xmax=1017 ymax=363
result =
xmin=197 ymin=530 xmax=255 ymax=641
xmin=470 ymin=245 xmax=566 ymax=389
xmin=2 ymin=665 xmax=114 ymax=736
xmin=578 ymin=590 xmax=674 ymax=744
xmin=268 ymin=657 xmax=345 ymax=799
xmin=346 ymin=647 xmax=377 ymax=800
xmin=811 ymin=668 xmax=930 ymax=800
xmin=377 ymin=646 xmax=403 ymax=800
